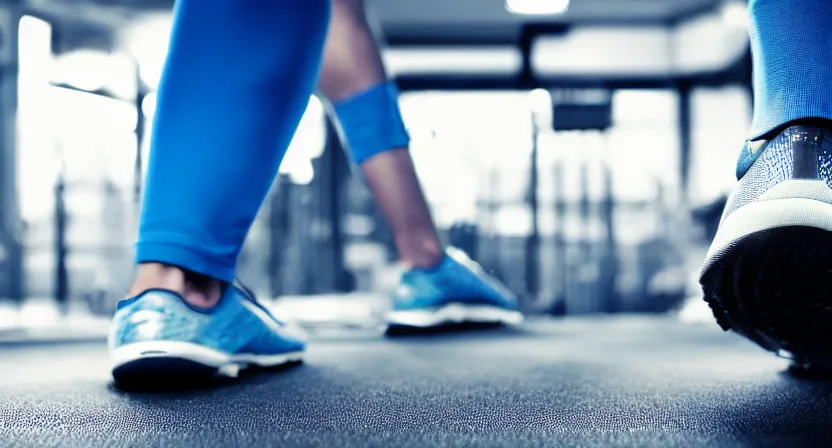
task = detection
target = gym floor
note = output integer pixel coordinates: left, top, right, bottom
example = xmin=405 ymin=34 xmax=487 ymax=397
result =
xmin=1 ymin=316 xmax=831 ymax=447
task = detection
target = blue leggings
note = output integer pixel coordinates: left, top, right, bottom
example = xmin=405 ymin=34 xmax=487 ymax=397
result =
xmin=136 ymin=0 xmax=330 ymax=281
xmin=137 ymin=0 xmax=832 ymax=281
xmin=749 ymin=0 xmax=832 ymax=138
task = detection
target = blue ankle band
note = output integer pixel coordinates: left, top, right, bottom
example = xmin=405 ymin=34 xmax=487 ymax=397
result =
xmin=333 ymin=81 xmax=409 ymax=165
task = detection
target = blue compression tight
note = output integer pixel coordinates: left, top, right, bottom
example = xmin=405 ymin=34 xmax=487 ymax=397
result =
xmin=136 ymin=0 xmax=331 ymax=281
xmin=749 ymin=0 xmax=832 ymax=138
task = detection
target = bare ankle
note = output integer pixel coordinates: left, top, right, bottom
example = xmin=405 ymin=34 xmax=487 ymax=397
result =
xmin=399 ymin=239 xmax=445 ymax=270
xmin=129 ymin=263 xmax=223 ymax=308
xmin=129 ymin=264 xmax=186 ymax=296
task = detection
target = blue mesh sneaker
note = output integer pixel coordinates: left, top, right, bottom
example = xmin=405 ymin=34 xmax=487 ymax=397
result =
xmin=387 ymin=247 xmax=523 ymax=329
xmin=108 ymin=281 xmax=306 ymax=384
xmin=700 ymin=124 xmax=832 ymax=371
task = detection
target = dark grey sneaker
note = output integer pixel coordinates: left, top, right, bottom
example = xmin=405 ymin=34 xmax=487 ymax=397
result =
xmin=700 ymin=124 xmax=832 ymax=371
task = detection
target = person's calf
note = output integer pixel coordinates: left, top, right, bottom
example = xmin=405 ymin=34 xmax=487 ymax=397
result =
xmin=360 ymin=149 xmax=444 ymax=269
xmin=317 ymin=0 xmax=444 ymax=270
xmin=318 ymin=0 xmax=386 ymax=101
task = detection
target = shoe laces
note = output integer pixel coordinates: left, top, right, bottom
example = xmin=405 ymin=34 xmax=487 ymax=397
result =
xmin=232 ymin=278 xmax=262 ymax=305
xmin=446 ymin=247 xmax=519 ymax=302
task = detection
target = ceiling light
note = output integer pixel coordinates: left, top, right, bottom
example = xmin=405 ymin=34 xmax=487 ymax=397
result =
xmin=506 ymin=0 xmax=570 ymax=15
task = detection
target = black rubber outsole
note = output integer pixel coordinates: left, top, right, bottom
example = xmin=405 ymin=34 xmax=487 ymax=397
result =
xmin=112 ymin=357 xmax=304 ymax=392
xmin=112 ymin=357 xmax=227 ymax=391
xmin=701 ymin=226 xmax=832 ymax=371
xmin=385 ymin=321 xmax=505 ymax=337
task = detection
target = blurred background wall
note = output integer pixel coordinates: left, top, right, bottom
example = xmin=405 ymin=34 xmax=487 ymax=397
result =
xmin=0 ymin=0 xmax=751 ymax=321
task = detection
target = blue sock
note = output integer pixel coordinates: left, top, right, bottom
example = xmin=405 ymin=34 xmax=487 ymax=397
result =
xmin=136 ymin=0 xmax=331 ymax=282
xmin=333 ymin=81 xmax=410 ymax=165
xmin=749 ymin=0 xmax=832 ymax=139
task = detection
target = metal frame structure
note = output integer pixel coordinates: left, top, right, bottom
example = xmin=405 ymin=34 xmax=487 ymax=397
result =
xmin=0 ymin=0 xmax=24 ymax=302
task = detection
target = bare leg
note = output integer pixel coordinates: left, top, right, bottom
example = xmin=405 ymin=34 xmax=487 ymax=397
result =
xmin=317 ymin=0 xmax=443 ymax=270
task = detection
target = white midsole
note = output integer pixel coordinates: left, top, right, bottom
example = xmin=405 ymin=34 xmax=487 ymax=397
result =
xmin=111 ymin=341 xmax=304 ymax=377
xmin=704 ymin=180 xmax=832 ymax=267
xmin=387 ymin=303 xmax=524 ymax=328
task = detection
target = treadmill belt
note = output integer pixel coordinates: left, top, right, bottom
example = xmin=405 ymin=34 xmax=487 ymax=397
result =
xmin=1 ymin=317 xmax=831 ymax=447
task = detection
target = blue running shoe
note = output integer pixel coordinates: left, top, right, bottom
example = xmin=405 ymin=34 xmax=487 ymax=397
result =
xmin=387 ymin=247 xmax=523 ymax=328
xmin=108 ymin=281 xmax=306 ymax=383
xmin=701 ymin=124 xmax=832 ymax=371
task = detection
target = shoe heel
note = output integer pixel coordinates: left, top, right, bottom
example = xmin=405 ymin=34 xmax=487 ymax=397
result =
xmin=701 ymin=226 xmax=832 ymax=369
